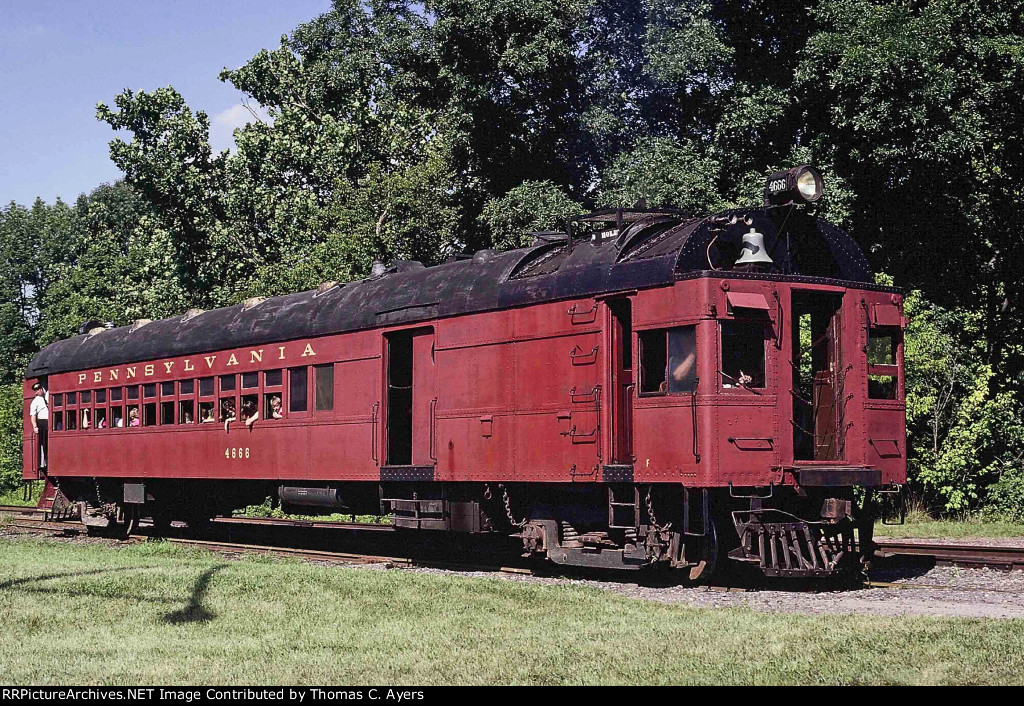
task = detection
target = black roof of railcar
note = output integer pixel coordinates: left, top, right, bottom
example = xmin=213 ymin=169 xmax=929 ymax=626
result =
xmin=26 ymin=208 xmax=877 ymax=378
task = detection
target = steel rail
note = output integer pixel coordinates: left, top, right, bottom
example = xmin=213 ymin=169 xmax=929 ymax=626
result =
xmin=874 ymin=539 xmax=1024 ymax=570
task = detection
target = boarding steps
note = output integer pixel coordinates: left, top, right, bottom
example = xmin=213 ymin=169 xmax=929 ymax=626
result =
xmin=36 ymin=477 xmax=77 ymax=521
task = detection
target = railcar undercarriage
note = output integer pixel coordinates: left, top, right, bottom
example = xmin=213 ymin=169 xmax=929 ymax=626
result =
xmin=47 ymin=477 xmax=881 ymax=580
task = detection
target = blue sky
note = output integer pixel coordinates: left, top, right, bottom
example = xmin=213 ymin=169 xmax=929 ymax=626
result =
xmin=0 ymin=0 xmax=332 ymax=206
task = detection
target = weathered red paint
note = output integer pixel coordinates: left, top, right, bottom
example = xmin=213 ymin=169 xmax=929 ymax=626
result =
xmin=23 ymin=276 xmax=906 ymax=488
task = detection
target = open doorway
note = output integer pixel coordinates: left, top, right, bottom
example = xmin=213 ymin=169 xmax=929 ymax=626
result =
xmin=792 ymin=292 xmax=844 ymax=460
xmin=385 ymin=328 xmax=436 ymax=466
xmin=386 ymin=331 xmax=414 ymax=465
xmin=607 ymin=298 xmax=634 ymax=464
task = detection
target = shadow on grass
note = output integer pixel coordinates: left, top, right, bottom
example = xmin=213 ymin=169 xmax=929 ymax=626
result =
xmin=163 ymin=565 xmax=227 ymax=625
xmin=0 ymin=566 xmax=158 ymax=591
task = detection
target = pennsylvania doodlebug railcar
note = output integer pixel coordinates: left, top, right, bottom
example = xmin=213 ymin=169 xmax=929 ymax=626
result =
xmin=22 ymin=166 xmax=907 ymax=581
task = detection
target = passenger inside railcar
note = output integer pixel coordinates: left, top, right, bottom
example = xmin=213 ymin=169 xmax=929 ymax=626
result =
xmin=81 ymin=408 xmax=90 ymax=430
xmin=199 ymin=401 xmax=214 ymax=423
xmin=220 ymin=398 xmax=236 ymax=431
xmin=241 ymin=396 xmax=258 ymax=428
xmin=264 ymin=394 xmax=282 ymax=419
xmin=128 ymin=406 xmax=139 ymax=427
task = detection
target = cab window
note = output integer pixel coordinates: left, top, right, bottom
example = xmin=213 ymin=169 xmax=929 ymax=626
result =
xmin=868 ymin=327 xmax=900 ymax=399
xmin=721 ymin=320 xmax=766 ymax=389
xmin=639 ymin=327 xmax=696 ymax=395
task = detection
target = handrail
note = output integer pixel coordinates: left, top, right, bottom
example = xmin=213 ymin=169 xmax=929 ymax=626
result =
xmin=429 ymin=398 xmax=438 ymax=463
xmin=370 ymin=402 xmax=379 ymax=464
xmin=691 ymin=376 xmax=700 ymax=463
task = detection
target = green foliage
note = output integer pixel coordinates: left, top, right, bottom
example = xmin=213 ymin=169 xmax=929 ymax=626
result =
xmin=901 ymin=285 xmax=1024 ymax=514
xmin=599 ymin=138 xmax=727 ymax=212
xmin=987 ymin=469 xmax=1024 ymax=522
xmin=479 ymin=181 xmax=581 ymax=250
xmin=0 ymin=384 xmax=23 ymax=494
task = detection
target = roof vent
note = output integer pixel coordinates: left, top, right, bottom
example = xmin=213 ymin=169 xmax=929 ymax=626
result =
xmin=391 ymin=260 xmax=425 ymax=273
xmin=87 ymin=326 xmax=107 ymax=336
xmin=529 ymin=231 xmax=569 ymax=247
xmin=78 ymin=319 xmax=103 ymax=336
xmin=130 ymin=319 xmax=152 ymax=333
xmin=241 ymin=297 xmax=266 ymax=312
xmin=472 ymin=249 xmax=497 ymax=265
xmin=314 ymin=281 xmax=339 ymax=297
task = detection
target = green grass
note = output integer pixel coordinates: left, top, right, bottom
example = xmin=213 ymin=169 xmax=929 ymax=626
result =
xmin=0 ymin=480 xmax=43 ymax=507
xmin=2 ymin=538 xmax=1023 ymax=685
xmin=875 ymin=516 xmax=1024 ymax=539
xmin=235 ymin=495 xmax=389 ymax=524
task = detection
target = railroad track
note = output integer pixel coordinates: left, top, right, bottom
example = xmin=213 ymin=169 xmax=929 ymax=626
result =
xmin=874 ymin=539 xmax=1024 ymax=571
xmin=1 ymin=511 xmax=532 ymax=576
xmin=5 ymin=508 xmax=1023 ymax=573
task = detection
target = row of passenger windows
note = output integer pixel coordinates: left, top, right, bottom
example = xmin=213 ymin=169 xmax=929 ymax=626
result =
xmin=48 ymin=365 xmax=334 ymax=432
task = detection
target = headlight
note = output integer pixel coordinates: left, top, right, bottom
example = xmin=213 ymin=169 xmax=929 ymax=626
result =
xmin=764 ymin=165 xmax=824 ymax=207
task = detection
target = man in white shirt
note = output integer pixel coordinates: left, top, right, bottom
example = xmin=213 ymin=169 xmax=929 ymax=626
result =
xmin=30 ymin=382 xmax=49 ymax=470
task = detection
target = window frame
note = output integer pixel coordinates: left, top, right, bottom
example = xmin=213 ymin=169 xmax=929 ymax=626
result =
xmin=288 ymin=366 xmax=309 ymax=416
xmin=719 ymin=318 xmax=769 ymax=391
xmin=867 ymin=325 xmax=902 ymax=400
xmin=264 ymin=369 xmax=284 ymax=420
xmin=638 ymin=326 xmax=698 ymax=397
xmin=314 ymin=363 xmax=335 ymax=414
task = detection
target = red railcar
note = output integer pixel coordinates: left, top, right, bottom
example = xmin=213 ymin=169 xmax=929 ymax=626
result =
xmin=23 ymin=168 xmax=906 ymax=579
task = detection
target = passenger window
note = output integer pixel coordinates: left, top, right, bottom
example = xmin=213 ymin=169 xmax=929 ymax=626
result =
xmin=161 ymin=381 xmax=174 ymax=397
xmin=95 ymin=389 xmax=106 ymax=404
xmin=143 ymin=383 xmax=156 ymax=398
xmin=199 ymin=377 xmax=214 ymax=397
xmin=53 ymin=411 xmax=64 ymax=431
xmin=289 ymin=367 xmax=307 ymax=413
xmin=160 ymin=401 xmax=174 ymax=425
xmin=264 ymin=393 xmax=283 ymax=419
xmin=81 ymin=408 xmax=91 ymax=430
xmin=868 ymin=327 xmax=900 ymax=399
xmin=199 ymin=401 xmax=215 ymax=423
xmin=242 ymin=372 xmax=258 ymax=389
xmin=127 ymin=405 xmax=139 ymax=427
xmin=95 ymin=408 xmax=107 ymax=429
xmin=721 ymin=320 xmax=766 ymax=389
xmin=219 ymin=397 xmax=236 ymax=423
xmin=143 ymin=403 xmax=157 ymax=426
xmin=66 ymin=411 xmax=77 ymax=431
xmin=639 ymin=327 xmax=697 ymax=394
xmin=315 ymin=364 xmax=334 ymax=412
xmin=265 ymin=369 xmax=282 ymax=387
xmin=241 ymin=394 xmax=258 ymax=424
xmin=67 ymin=391 xmax=77 ymax=405
xmin=81 ymin=390 xmax=92 ymax=404
xmin=127 ymin=386 xmax=139 ymax=401
xmin=180 ymin=380 xmax=194 ymax=395
xmin=220 ymin=374 xmax=236 ymax=392
xmin=109 ymin=387 xmax=122 ymax=402
xmin=52 ymin=393 xmax=63 ymax=407
xmin=179 ymin=399 xmax=195 ymax=424
xmin=111 ymin=406 xmax=124 ymax=428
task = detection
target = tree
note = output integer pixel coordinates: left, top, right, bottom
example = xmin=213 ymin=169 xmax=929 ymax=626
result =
xmin=479 ymin=181 xmax=581 ymax=250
